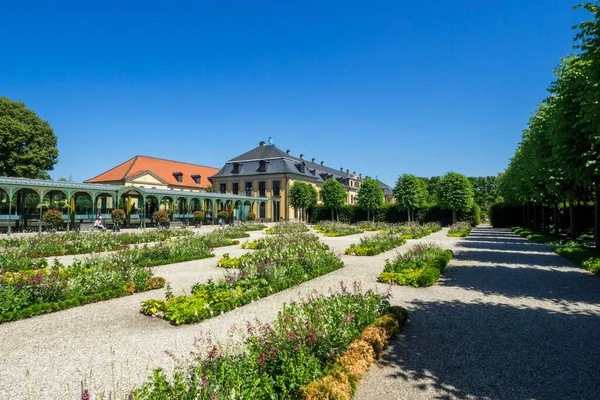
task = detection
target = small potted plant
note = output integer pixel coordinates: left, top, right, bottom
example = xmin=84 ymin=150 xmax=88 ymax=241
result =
xmin=111 ymin=209 xmax=126 ymax=232
xmin=153 ymin=210 xmax=169 ymax=228
xmin=192 ymin=210 xmax=205 ymax=228
xmin=217 ymin=210 xmax=229 ymax=226
xmin=247 ymin=212 xmax=256 ymax=222
xmin=42 ymin=209 xmax=63 ymax=233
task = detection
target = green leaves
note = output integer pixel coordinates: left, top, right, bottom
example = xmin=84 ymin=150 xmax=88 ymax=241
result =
xmin=320 ymin=178 xmax=347 ymax=210
xmin=436 ymin=172 xmax=474 ymax=213
xmin=357 ymin=177 xmax=385 ymax=213
xmin=393 ymin=174 xmax=428 ymax=211
xmin=0 ymin=97 xmax=58 ymax=178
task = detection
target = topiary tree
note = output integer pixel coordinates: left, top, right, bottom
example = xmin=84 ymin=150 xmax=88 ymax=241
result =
xmin=0 ymin=97 xmax=59 ymax=179
xmin=111 ymin=208 xmax=126 ymax=227
xmin=192 ymin=210 xmax=205 ymax=225
xmin=320 ymin=178 xmax=347 ymax=221
xmin=437 ymin=172 xmax=474 ymax=224
xmin=289 ymin=181 xmax=318 ymax=221
xmin=247 ymin=212 xmax=256 ymax=221
xmin=357 ymin=177 xmax=384 ymax=222
xmin=393 ymin=174 xmax=428 ymax=222
xmin=153 ymin=210 xmax=169 ymax=227
xmin=42 ymin=209 xmax=63 ymax=230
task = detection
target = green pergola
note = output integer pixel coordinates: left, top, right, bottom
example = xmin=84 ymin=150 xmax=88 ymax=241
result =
xmin=0 ymin=177 xmax=271 ymax=233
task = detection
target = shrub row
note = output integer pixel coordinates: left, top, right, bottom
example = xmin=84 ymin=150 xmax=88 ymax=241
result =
xmin=141 ymin=233 xmax=343 ymax=325
xmin=313 ymin=221 xmax=364 ymax=237
xmin=345 ymin=235 xmax=407 ymax=256
xmin=264 ymin=222 xmax=310 ymax=235
xmin=511 ymin=226 xmax=600 ymax=274
xmin=447 ymin=222 xmax=472 ymax=237
xmin=132 ymin=288 xmax=399 ymax=399
xmin=378 ymin=244 xmax=453 ymax=287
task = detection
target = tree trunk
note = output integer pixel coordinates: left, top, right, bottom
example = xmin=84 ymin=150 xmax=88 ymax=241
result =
xmin=541 ymin=203 xmax=545 ymax=231
xmin=367 ymin=209 xmax=370 ymax=222
xmin=407 ymin=209 xmax=411 ymax=222
xmin=570 ymin=200 xmax=577 ymax=240
xmin=553 ymin=202 xmax=559 ymax=235
xmin=452 ymin=210 xmax=457 ymax=224
xmin=596 ymin=176 xmax=600 ymax=249
xmin=522 ymin=203 xmax=527 ymax=226
xmin=533 ymin=203 xmax=538 ymax=231
xmin=331 ymin=208 xmax=334 ymax=221
xmin=527 ymin=203 xmax=531 ymax=228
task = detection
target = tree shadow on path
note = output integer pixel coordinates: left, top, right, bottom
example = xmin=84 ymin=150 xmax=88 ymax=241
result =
xmin=378 ymin=300 xmax=600 ymax=400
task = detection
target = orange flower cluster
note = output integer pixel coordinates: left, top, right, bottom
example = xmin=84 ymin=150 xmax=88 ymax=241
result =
xmin=302 ymin=306 xmax=408 ymax=400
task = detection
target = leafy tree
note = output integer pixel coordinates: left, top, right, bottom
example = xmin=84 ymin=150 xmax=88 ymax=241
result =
xmin=468 ymin=176 xmax=501 ymax=211
xmin=394 ymin=174 xmax=428 ymax=221
xmin=320 ymin=178 xmax=347 ymax=221
xmin=437 ymin=172 xmax=474 ymax=224
xmin=357 ymin=177 xmax=384 ymax=221
xmin=0 ymin=97 xmax=59 ymax=179
xmin=289 ymin=181 xmax=317 ymax=221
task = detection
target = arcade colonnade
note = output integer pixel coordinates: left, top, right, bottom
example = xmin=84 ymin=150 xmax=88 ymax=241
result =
xmin=0 ymin=177 xmax=271 ymax=233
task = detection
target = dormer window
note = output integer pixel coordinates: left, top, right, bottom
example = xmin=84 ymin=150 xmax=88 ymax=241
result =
xmin=191 ymin=174 xmax=201 ymax=184
xmin=259 ymin=160 xmax=267 ymax=173
xmin=172 ymin=172 xmax=183 ymax=183
xmin=233 ymin=163 xmax=241 ymax=174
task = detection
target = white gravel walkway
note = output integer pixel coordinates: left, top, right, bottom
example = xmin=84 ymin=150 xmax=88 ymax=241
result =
xmin=355 ymin=225 xmax=600 ymax=400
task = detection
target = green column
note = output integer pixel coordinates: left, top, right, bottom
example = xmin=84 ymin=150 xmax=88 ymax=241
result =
xmin=7 ymin=195 xmax=12 ymax=234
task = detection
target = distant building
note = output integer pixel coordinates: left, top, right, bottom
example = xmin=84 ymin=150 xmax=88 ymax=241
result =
xmin=85 ymin=155 xmax=219 ymax=191
xmin=377 ymin=179 xmax=395 ymax=203
xmin=210 ymin=140 xmax=392 ymax=221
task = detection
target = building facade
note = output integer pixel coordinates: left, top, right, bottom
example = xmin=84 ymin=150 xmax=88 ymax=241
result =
xmin=210 ymin=141 xmax=375 ymax=221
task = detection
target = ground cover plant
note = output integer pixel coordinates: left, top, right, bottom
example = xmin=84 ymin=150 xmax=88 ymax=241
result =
xmin=378 ymin=243 xmax=453 ymax=287
xmin=345 ymin=234 xmax=406 ymax=256
xmin=355 ymin=221 xmax=390 ymax=231
xmin=217 ymin=226 xmax=252 ymax=239
xmin=0 ymin=229 xmax=194 ymax=258
xmin=512 ymin=226 xmax=600 ymax=274
xmin=239 ymin=223 xmax=267 ymax=231
xmin=380 ymin=222 xmax=442 ymax=239
xmin=265 ymin=222 xmax=310 ymax=235
xmin=132 ymin=286 xmax=407 ymax=400
xmin=141 ymin=233 xmax=343 ymax=325
xmin=313 ymin=221 xmax=363 ymax=237
xmin=447 ymin=221 xmax=472 ymax=237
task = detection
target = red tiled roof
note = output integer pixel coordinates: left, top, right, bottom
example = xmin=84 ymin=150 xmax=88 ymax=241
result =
xmin=85 ymin=156 xmax=219 ymax=189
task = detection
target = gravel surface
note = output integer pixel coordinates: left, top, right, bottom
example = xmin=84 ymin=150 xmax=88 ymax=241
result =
xmin=0 ymin=226 xmax=451 ymax=399
xmin=355 ymin=225 xmax=600 ymax=400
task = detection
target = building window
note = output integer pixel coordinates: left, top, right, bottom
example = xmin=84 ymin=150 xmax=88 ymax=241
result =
xmin=259 ymin=181 xmax=266 ymax=197
xmin=245 ymin=181 xmax=253 ymax=196
xmin=260 ymin=202 xmax=266 ymax=219
xmin=272 ymin=180 xmax=280 ymax=196
xmin=173 ymin=172 xmax=183 ymax=182
xmin=259 ymin=160 xmax=266 ymax=173
xmin=192 ymin=175 xmax=201 ymax=184
xmin=232 ymin=182 xmax=239 ymax=195
xmin=220 ymin=183 xmax=226 ymax=194
xmin=233 ymin=163 xmax=241 ymax=174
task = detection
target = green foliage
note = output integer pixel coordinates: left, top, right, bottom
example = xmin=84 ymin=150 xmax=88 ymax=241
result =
xmin=345 ymin=234 xmax=406 ymax=256
xmin=192 ymin=210 xmax=205 ymax=224
xmin=0 ymin=97 xmax=59 ymax=179
xmin=436 ymin=172 xmax=474 ymax=220
xmin=111 ymin=209 xmax=126 ymax=226
xmin=357 ymin=177 xmax=385 ymax=218
xmin=42 ymin=209 xmax=63 ymax=229
xmin=265 ymin=222 xmax=310 ymax=235
xmin=447 ymin=222 xmax=472 ymax=237
xmin=141 ymin=233 xmax=344 ymax=325
xmin=153 ymin=210 xmax=169 ymax=224
xmin=393 ymin=174 xmax=428 ymax=215
xmin=320 ymin=178 xmax=347 ymax=219
xmin=133 ymin=289 xmax=394 ymax=399
xmin=289 ymin=181 xmax=318 ymax=221
xmin=313 ymin=221 xmax=363 ymax=237
xmin=247 ymin=212 xmax=256 ymax=221
xmin=378 ymin=244 xmax=453 ymax=287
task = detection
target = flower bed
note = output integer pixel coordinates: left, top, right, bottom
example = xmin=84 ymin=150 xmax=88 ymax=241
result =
xmin=0 ymin=231 xmax=241 ymax=322
xmin=512 ymin=226 xmax=600 ymax=274
xmin=380 ymin=222 xmax=442 ymax=239
xmin=265 ymin=222 xmax=310 ymax=235
xmin=241 ymin=237 xmax=269 ymax=249
xmin=378 ymin=243 xmax=453 ymax=287
xmin=0 ymin=229 xmax=194 ymax=258
xmin=313 ymin=221 xmax=363 ymax=237
xmin=355 ymin=221 xmax=391 ymax=231
xmin=345 ymin=234 xmax=406 ymax=256
xmin=141 ymin=233 xmax=343 ymax=325
xmin=217 ymin=226 xmax=251 ymax=239
xmin=447 ymin=222 xmax=472 ymax=237
xmin=240 ymin=223 xmax=267 ymax=231
xmin=131 ymin=287 xmax=407 ymax=399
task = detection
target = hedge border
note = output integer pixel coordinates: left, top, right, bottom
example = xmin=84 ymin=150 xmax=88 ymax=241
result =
xmin=301 ymin=306 xmax=408 ymax=399
xmin=377 ymin=250 xmax=454 ymax=287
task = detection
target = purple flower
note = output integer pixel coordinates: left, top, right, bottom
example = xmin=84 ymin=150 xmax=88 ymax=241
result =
xmin=81 ymin=390 xmax=90 ymax=400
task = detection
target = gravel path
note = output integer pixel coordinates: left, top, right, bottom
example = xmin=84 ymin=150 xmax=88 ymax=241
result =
xmin=0 ymin=227 xmax=452 ymax=399
xmin=355 ymin=225 xmax=600 ymax=400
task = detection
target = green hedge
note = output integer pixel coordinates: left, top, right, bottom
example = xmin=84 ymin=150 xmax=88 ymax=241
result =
xmin=378 ymin=246 xmax=453 ymax=287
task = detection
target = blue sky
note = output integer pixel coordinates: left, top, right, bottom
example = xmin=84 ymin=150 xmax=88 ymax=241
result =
xmin=1 ymin=0 xmax=587 ymax=186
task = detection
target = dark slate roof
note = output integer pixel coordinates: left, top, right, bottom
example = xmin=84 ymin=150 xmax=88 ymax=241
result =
xmin=213 ymin=144 xmax=356 ymax=184
xmin=377 ymin=180 xmax=394 ymax=196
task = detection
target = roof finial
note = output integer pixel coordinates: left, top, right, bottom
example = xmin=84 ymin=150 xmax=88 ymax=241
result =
xmin=268 ymin=137 xmax=273 ymax=146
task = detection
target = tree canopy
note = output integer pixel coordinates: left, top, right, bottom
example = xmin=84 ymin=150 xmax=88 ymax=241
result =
xmin=320 ymin=178 xmax=347 ymax=220
xmin=437 ymin=172 xmax=474 ymax=223
xmin=289 ymin=181 xmax=318 ymax=221
xmin=0 ymin=97 xmax=58 ymax=179
xmin=357 ymin=177 xmax=384 ymax=221
xmin=393 ymin=174 xmax=428 ymax=221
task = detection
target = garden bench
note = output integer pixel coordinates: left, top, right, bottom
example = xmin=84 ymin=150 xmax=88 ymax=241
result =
xmin=169 ymin=221 xmax=187 ymax=229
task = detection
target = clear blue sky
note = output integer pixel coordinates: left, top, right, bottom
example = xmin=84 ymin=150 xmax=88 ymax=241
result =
xmin=1 ymin=0 xmax=587 ymax=186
